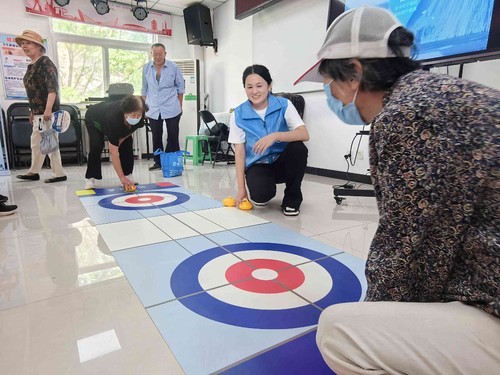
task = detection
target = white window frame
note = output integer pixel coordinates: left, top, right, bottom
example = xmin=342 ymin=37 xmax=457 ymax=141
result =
xmin=51 ymin=26 xmax=155 ymax=99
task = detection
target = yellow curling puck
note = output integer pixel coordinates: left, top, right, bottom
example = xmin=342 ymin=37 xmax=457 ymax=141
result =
xmin=124 ymin=184 xmax=137 ymax=192
xmin=223 ymin=196 xmax=236 ymax=207
xmin=239 ymin=199 xmax=253 ymax=210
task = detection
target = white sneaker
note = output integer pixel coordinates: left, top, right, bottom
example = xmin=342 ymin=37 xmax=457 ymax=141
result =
xmin=253 ymin=201 xmax=268 ymax=207
xmin=85 ymin=178 xmax=96 ymax=190
xmin=282 ymin=206 xmax=300 ymax=216
xmin=125 ymin=174 xmax=138 ymax=185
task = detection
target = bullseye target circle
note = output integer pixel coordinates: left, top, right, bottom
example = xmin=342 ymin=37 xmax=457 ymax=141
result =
xmin=98 ymin=190 xmax=189 ymax=210
xmin=171 ymin=242 xmax=362 ymax=329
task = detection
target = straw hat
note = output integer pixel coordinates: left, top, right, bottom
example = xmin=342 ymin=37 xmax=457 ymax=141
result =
xmin=15 ymin=30 xmax=45 ymax=50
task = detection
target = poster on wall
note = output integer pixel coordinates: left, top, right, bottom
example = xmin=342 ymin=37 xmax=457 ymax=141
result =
xmin=0 ymin=34 xmax=32 ymax=100
xmin=25 ymin=0 xmax=173 ymax=36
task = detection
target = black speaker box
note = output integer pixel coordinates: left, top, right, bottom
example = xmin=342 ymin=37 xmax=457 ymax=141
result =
xmin=183 ymin=4 xmax=214 ymax=45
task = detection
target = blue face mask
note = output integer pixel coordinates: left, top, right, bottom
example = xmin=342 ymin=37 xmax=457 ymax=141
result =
xmin=324 ymin=81 xmax=366 ymax=125
xmin=126 ymin=117 xmax=141 ymax=126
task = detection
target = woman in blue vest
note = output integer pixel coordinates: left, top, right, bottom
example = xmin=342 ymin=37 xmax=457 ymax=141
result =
xmin=228 ymin=65 xmax=309 ymax=216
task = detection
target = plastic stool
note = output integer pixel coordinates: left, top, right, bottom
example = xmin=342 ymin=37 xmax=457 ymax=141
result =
xmin=184 ymin=135 xmax=212 ymax=166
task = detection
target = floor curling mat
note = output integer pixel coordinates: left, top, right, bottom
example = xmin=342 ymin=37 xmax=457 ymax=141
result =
xmin=77 ymin=182 xmax=366 ymax=374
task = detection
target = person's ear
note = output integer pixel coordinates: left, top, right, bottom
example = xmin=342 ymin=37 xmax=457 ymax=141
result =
xmin=349 ymin=59 xmax=364 ymax=90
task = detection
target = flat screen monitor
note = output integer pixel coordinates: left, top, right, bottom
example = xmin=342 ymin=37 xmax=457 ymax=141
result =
xmin=328 ymin=0 xmax=500 ymax=67
xmin=235 ymin=0 xmax=282 ymax=20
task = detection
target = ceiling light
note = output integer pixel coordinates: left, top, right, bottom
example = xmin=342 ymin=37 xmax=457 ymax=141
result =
xmin=91 ymin=0 xmax=110 ymax=15
xmin=132 ymin=0 xmax=149 ymax=21
xmin=54 ymin=0 xmax=70 ymax=6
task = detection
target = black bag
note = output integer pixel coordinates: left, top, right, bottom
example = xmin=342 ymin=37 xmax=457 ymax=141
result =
xmin=210 ymin=123 xmax=229 ymax=137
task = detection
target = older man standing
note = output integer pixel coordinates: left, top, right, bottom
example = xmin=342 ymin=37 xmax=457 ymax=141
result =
xmin=142 ymin=43 xmax=185 ymax=171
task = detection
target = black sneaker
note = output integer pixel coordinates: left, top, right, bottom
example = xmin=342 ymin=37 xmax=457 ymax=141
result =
xmin=282 ymin=206 xmax=300 ymax=216
xmin=44 ymin=176 xmax=67 ymax=183
xmin=0 ymin=203 xmax=17 ymax=216
xmin=0 ymin=194 xmax=7 ymax=203
xmin=149 ymin=162 xmax=161 ymax=171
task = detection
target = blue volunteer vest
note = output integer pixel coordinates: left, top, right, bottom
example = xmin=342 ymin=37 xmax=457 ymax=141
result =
xmin=234 ymin=94 xmax=289 ymax=169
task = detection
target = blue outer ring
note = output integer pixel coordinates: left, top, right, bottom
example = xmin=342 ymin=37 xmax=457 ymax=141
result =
xmin=98 ymin=190 xmax=190 ymax=210
xmin=171 ymin=242 xmax=362 ymax=329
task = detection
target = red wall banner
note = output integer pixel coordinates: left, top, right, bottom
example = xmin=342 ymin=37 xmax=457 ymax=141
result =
xmin=25 ymin=0 xmax=173 ymax=36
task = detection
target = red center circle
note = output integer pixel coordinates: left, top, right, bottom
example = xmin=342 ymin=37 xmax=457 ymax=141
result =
xmin=125 ymin=195 xmax=164 ymax=204
xmin=225 ymin=259 xmax=305 ymax=294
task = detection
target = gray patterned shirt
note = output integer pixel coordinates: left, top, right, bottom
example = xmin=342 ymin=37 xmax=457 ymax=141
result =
xmin=366 ymin=70 xmax=499 ymax=318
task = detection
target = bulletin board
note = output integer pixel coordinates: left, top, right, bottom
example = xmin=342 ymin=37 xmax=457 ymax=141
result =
xmin=0 ymin=34 xmax=32 ymax=100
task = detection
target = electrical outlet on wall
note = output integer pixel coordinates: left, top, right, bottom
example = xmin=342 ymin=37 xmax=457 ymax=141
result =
xmin=356 ymin=150 xmax=364 ymax=160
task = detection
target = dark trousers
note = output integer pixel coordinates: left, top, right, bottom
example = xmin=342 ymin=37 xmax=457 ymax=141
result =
xmin=85 ymin=123 xmax=134 ymax=179
xmin=245 ymin=142 xmax=308 ymax=209
xmin=150 ymin=114 xmax=181 ymax=163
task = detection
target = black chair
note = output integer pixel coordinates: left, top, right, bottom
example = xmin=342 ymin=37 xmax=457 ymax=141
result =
xmin=199 ymin=110 xmax=235 ymax=168
xmin=274 ymin=92 xmax=306 ymax=119
xmin=59 ymin=104 xmax=84 ymax=165
xmin=1 ymin=108 xmax=10 ymax=171
xmin=7 ymin=102 xmax=32 ymax=168
xmin=7 ymin=102 xmax=84 ymax=168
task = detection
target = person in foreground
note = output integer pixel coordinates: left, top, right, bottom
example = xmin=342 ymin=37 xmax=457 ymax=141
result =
xmin=84 ymin=95 xmax=146 ymax=190
xmin=142 ymin=43 xmax=184 ymax=171
xmin=15 ymin=30 xmax=67 ymax=183
xmin=295 ymin=6 xmax=499 ymax=375
xmin=228 ymin=64 xmax=309 ymax=216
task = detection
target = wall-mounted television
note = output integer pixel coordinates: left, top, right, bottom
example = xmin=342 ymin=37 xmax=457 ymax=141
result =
xmin=328 ymin=0 xmax=500 ymax=67
xmin=235 ymin=0 xmax=282 ymax=20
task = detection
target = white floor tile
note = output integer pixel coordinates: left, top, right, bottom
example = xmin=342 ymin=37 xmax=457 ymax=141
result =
xmin=195 ymin=206 xmax=269 ymax=229
xmin=149 ymin=215 xmax=198 ymax=239
xmin=97 ymin=218 xmax=172 ymax=251
xmin=172 ymin=211 xmax=225 ymax=234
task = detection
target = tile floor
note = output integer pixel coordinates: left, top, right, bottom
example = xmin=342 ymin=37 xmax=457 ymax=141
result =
xmin=0 ymin=160 xmax=378 ymax=375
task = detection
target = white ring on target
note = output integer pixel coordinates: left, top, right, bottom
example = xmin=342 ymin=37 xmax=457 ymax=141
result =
xmin=110 ymin=193 xmax=177 ymax=207
xmin=198 ymin=250 xmax=333 ymax=310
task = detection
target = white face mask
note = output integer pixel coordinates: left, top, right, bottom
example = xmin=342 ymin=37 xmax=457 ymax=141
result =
xmin=126 ymin=117 xmax=141 ymax=126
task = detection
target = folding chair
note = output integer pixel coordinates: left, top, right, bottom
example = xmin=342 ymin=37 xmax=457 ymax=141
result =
xmin=199 ymin=110 xmax=235 ymax=168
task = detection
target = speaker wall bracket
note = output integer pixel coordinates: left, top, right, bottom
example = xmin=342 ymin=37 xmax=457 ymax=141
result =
xmin=200 ymin=38 xmax=218 ymax=53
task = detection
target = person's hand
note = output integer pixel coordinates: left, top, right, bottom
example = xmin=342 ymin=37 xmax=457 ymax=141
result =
xmin=235 ymin=189 xmax=248 ymax=206
xmin=29 ymin=112 xmax=34 ymax=125
xmin=120 ymin=176 xmax=134 ymax=190
xmin=43 ymin=108 xmax=52 ymax=122
xmin=252 ymin=133 xmax=279 ymax=155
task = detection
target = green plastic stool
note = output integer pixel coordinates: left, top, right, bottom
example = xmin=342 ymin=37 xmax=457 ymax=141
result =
xmin=184 ymin=135 xmax=212 ymax=166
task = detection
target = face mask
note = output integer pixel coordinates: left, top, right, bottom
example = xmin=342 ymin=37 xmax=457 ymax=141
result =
xmin=126 ymin=117 xmax=141 ymax=126
xmin=324 ymin=81 xmax=366 ymax=125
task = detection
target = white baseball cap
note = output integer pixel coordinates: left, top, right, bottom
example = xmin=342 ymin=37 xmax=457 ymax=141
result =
xmin=294 ymin=6 xmax=409 ymax=85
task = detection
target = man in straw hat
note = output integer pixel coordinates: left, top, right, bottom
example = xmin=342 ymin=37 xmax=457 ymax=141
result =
xmin=295 ymin=6 xmax=499 ymax=374
xmin=15 ymin=30 xmax=67 ymax=183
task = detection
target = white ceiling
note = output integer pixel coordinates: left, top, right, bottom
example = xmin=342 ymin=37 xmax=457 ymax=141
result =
xmin=145 ymin=0 xmax=230 ymax=16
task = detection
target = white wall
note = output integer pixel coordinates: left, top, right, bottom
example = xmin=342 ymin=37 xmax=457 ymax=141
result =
xmin=208 ymin=0 xmax=500 ymax=175
xmin=159 ymin=15 xmax=192 ymax=60
xmin=204 ymin=0 xmax=252 ymax=112
xmin=252 ymin=0 xmax=328 ymax=95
